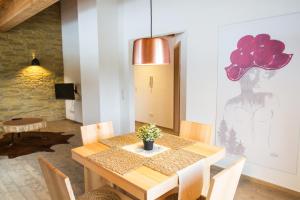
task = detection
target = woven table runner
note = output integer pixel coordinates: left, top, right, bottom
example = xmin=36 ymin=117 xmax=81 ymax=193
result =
xmin=88 ymin=148 xmax=147 ymax=175
xmin=156 ymin=133 xmax=196 ymax=150
xmin=144 ymin=149 xmax=204 ymax=176
xmin=99 ymin=133 xmax=139 ymax=147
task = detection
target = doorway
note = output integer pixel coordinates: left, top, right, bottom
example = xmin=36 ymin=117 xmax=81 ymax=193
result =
xmin=133 ymin=33 xmax=186 ymax=134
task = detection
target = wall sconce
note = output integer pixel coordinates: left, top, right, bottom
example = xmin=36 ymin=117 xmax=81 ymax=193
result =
xmin=31 ymin=52 xmax=40 ymax=66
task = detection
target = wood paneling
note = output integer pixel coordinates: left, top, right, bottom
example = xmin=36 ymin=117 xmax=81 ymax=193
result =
xmin=0 ymin=0 xmax=58 ymax=31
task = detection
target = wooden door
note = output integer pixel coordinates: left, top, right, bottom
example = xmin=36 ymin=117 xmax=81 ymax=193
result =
xmin=173 ymin=42 xmax=181 ymax=133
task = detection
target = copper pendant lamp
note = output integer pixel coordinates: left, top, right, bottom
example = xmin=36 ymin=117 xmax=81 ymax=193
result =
xmin=132 ymin=0 xmax=170 ymax=66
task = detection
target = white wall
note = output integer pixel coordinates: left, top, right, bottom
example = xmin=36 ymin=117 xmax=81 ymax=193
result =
xmin=118 ymin=0 xmax=300 ymax=192
xmin=60 ymin=0 xmax=82 ymax=123
xmin=68 ymin=0 xmax=122 ymax=132
xmin=77 ymin=0 xmax=102 ymax=125
xmin=97 ymin=0 xmax=121 ymax=132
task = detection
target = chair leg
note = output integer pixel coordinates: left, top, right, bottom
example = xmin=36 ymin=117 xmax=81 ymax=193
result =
xmin=201 ymin=162 xmax=211 ymax=197
xmin=84 ymin=167 xmax=110 ymax=192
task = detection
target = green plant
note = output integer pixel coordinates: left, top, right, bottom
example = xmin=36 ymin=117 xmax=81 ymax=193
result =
xmin=136 ymin=123 xmax=162 ymax=142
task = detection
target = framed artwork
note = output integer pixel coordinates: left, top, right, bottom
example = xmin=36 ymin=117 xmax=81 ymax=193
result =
xmin=216 ymin=13 xmax=300 ymax=174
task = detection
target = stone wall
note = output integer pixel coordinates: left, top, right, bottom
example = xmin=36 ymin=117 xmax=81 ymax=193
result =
xmin=0 ymin=3 xmax=65 ymax=122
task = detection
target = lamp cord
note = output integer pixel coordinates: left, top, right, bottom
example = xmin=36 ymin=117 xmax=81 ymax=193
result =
xmin=150 ymin=0 xmax=152 ymax=38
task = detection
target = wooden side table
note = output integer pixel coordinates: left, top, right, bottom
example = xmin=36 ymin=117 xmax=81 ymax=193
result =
xmin=2 ymin=118 xmax=47 ymax=146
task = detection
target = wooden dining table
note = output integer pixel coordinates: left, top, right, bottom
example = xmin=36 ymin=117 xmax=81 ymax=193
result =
xmin=72 ymin=134 xmax=225 ymax=200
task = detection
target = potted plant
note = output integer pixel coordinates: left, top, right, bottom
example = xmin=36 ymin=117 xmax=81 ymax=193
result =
xmin=136 ymin=123 xmax=162 ymax=150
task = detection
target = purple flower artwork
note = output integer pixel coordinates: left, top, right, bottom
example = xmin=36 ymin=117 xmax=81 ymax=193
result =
xmin=217 ymin=13 xmax=300 ymax=176
xmin=225 ymin=34 xmax=293 ymax=81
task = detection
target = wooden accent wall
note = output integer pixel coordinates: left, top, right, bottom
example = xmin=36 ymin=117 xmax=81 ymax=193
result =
xmin=0 ymin=0 xmax=58 ymax=31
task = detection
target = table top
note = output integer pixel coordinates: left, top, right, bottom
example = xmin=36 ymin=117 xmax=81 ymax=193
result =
xmin=72 ymin=136 xmax=225 ymax=200
xmin=2 ymin=118 xmax=46 ymax=133
xmin=3 ymin=118 xmax=44 ymax=126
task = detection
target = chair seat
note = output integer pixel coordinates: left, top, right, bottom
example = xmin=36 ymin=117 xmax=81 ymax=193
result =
xmin=77 ymin=185 xmax=131 ymax=200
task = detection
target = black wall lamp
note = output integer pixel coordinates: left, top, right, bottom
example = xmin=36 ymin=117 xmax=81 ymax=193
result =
xmin=31 ymin=52 xmax=40 ymax=66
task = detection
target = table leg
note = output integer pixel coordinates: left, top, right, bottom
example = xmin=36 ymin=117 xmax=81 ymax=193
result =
xmin=9 ymin=133 xmax=15 ymax=146
xmin=84 ymin=167 xmax=108 ymax=192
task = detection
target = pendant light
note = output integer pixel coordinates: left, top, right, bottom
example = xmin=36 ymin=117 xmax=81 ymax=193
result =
xmin=132 ymin=0 xmax=170 ymax=65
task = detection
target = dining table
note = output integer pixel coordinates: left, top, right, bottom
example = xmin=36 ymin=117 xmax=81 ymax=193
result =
xmin=72 ymin=133 xmax=225 ymax=200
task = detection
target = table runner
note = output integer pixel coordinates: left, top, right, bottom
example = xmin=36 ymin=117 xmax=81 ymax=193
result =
xmin=87 ymin=148 xmax=147 ymax=175
xmin=92 ymin=133 xmax=203 ymax=176
xmin=100 ymin=133 xmax=196 ymax=150
xmin=156 ymin=133 xmax=196 ymax=150
xmin=99 ymin=133 xmax=139 ymax=147
xmin=144 ymin=149 xmax=204 ymax=176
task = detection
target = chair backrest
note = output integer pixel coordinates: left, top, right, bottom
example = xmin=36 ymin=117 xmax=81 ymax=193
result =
xmin=207 ymin=157 xmax=246 ymax=200
xmin=180 ymin=120 xmax=212 ymax=144
xmin=177 ymin=160 xmax=205 ymax=200
xmin=81 ymin=121 xmax=114 ymax=145
xmin=38 ymin=157 xmax=75 ymax=200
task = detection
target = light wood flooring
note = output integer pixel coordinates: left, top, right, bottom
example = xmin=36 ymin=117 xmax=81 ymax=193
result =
xmin=0 ymin=120 xmax=298 ymax=200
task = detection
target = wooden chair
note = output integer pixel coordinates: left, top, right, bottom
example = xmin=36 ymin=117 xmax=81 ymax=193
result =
xmin=81 ymin=121 xmax=114 ymax=145
xmin=163 ymin=157 xmax=245 ymax=200
xmin=179 ymin=120 xmax=213 ymax=196
xmin=80 ymin=121 xmax=115 ymax=192
xmin=179 ymin=120 xmax=212 ymax=144
xmin=206 ymin=157 xmax=246 ymax=200
xmin=178 ymin=160 xmax=206 ymax=200
xmin=38 ymin=157 xmax=132 ymax=200
xmin=158 ymin=160 xmax=205 ymax=200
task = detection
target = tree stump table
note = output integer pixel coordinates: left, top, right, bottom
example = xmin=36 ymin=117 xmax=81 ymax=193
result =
xmin=2 ymin=118 xmax=47 ymax=146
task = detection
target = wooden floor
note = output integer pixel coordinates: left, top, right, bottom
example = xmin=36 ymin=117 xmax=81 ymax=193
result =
xmin=0 ymin=120 xmax=84 ymax=200
xmin=0 ymin=120 xmax=298 ymax=200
